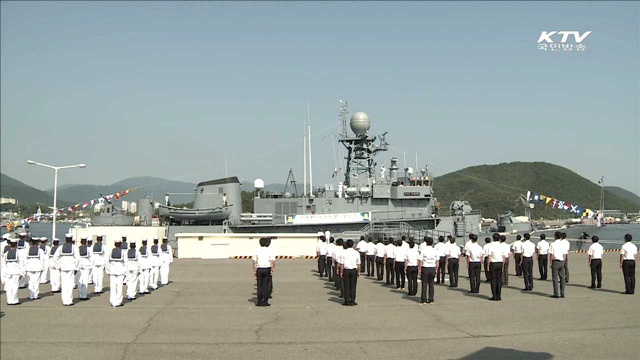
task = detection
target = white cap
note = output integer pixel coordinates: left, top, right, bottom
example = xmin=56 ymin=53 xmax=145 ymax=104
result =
xmin=2 ymin=233 xmax=10 ymax=239
xmin=18 ymin=231 xmax=27 ymax=236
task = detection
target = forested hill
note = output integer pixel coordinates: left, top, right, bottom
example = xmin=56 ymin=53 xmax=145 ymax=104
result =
xmin=433 ymin=162 xmax=639 ymax=219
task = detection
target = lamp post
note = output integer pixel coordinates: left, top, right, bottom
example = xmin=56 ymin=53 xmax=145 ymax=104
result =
xmin=27 ymin=160 xmax=86 ymax=240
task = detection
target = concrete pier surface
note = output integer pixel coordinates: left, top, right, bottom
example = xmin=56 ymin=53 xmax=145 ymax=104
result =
xmin=1 ymin=253 xmax=638 ymax=359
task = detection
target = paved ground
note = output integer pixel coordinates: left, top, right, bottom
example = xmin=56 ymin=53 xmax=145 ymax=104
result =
xmin=1 ymin=253 xmax=638 ymax=360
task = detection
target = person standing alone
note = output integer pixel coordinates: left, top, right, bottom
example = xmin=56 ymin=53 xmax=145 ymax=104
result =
xmin=253 ymin=237 xmax=275 ymax=307
xmin=620 ymin=234 xmax=637 ymax=295
xmin=587 ymin=236 xmax=603 ymax=289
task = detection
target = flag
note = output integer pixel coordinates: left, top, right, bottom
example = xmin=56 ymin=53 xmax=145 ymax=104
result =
xmin=115 ymin=192 xmax=120 ymax=200
xmin=82 ymin=201 xmax=89 ymax=208
xmin=545 ymin=197 xmax=553 ymax=205
xmin=332 ymin=168 xmax=339 ymax=178
xmin=598 ymin=176 xmax=604 ymax=184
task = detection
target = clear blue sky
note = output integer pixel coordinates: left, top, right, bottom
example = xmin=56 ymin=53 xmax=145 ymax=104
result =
xmin=2 ymin=1 xmax=638 ymax=196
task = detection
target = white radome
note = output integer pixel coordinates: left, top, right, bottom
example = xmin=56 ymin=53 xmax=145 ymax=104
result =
xmin=254 ymin=179 xmax=265 ymax=190
xmin=350 ymin=112 xmax=370 ymax=136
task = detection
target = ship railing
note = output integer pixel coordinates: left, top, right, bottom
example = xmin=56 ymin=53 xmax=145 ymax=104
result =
xmin=435 ymin=209 xmax=482 ymax=218
xmin=371 ymin=209 xmax=432 ymax=222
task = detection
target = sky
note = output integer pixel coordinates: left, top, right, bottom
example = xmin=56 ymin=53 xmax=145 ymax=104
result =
xmin=2 ymin=1 xmax=639 ymax=196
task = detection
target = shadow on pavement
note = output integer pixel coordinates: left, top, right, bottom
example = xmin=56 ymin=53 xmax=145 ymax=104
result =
xmin=458 ymin=346 xmax=553 ymax=360
xmin=565 ymin=282 xmax=621 ymax=294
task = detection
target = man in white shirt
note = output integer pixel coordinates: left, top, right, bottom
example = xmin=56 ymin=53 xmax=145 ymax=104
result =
xmin=253 ymin=237 xmax=276 ymax=307
xmin=418 ymin=237 xmax=439 ymax=303
xmin=375 ymin=239 xmax=386 ymax=281
xmin=357 ymin=237 xmax=367 ymax=274
xmin=487 ymin=238 xmax=506 ymax=301
xmin=463 ymin=234 xmax=474 ymax=279
xmin=316 ymin=233 xmax=324 ymax=275
xmin=561 ymin=232 xmax=571 ymax=283
xmin=512 ymin=235 xmax=524 ymax=277
xmin=340 ymin=239 xmax=360 ymax=306
xmin=434 ymin=236 xmax=447 ymax=284
xmin=499 ymin=235 xmax=510 ymax=286
xmin=446 ymin=236 xmax=461 ymax=288
xmin=466 ymin=234 xmax=483 ymax=293
xmin=334 ymin=239 xmax=344 ymax=297
xmin=587 ymin=236 xmax=604 ymax=289
xmin=326 ymin=237 xmax=335 ymax=282
xmin=549 ymin=232 xmax=567 ymax=298
xmin=316 ymin=236 xmax=328 ymax=278
xmin=394 ymin=239 xmax=407 ymax=290
xmin=405 ymin=239 xmax=419 ymax=296
xmin=620 ymin=234 xmax=637 ymax=295
xmin=383 ymin=239 xmax=396 ymax=286
xmin=483 ymin=237 xmax=493 ymax=283
xmin=520 ymin=233 xmax=536 ymax=291
xmin=536 ymin=234 xmax=550 ymax=280
xmin=366 ymin=237 xmax=376 ymax=277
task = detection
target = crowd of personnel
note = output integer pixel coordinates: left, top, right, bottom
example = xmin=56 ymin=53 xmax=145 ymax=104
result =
xmin=1 ymin=232 xmax=174 ymax=307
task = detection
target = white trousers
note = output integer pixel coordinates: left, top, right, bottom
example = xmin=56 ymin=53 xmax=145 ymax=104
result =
xmin=78 ymin=268 xmax=90 ymax=299
xmin=110 ymin=274 xmax=124 ymax=307
xmin=74 ymin=271 xmax=79 ymax=289
xmin=93 ymin=266 xmax=104 ymax=293
xmin=139 ymin=269 xmax=150 ymax=294
xmin=19 ymin=272 xmax=26 ymax=288
xmin=27 ymin=271 xmax=41 ymax=299
xmin=50 ymin=268 xmax=61 ymax=291
xmin=160 ymin=263 xmax=170 ymax=285
xmin=88 ymin=268 xmax=93 ymax=284
xmin=40 ymin=266 xmax=49 ymax=284
xmin=60 ymin=270 xmax=75 ymax=305
xmin=126 ymin=270 xmax=138 ymax=299
xmin=5 ymin=274 xmax=20 ymax=304
xmin=150 ymin=266 xmax=159 ymax=289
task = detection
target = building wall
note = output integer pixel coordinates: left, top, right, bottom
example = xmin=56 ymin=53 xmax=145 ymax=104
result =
xmin=69 ymin=226 xmax=166 ymax=250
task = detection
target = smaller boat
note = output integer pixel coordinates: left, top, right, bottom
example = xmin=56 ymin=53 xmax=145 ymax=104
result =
xmin=158 ymin=204 xmax=233 ymax=224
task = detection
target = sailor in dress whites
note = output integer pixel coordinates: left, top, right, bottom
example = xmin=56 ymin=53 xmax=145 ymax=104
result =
xmin=487 ymin=237 xmax=505 ymax=301
xmin=435 ymin=236 xmax=447 ymax=284
xmin=383 ymin=238 xmax=396 ymax=286
xmin=54 ymin=235 xmax=79 ymax=306
xmin=39 ymin=237 xmax=50 ymax=284
xmin=587 ymin=236 xmax=604 ymax=289
xmin=483 ymin=237 xmax=492 ymax=283
xmin=125 ymin=242 xmax=139 ymax=300
xmin=77 ymin=237 xmax=92 ymax=301
xmin=620 ymin=234 xmax=637 ymax=295
xmin=340 ymin=239 xmax=360 ymax=306
xmin=536 ymin=234 xmax=550 ymax=280
xmin=107 ymin=239 xmax=126 ymax=307
xmin=120 ymin=236 xmax=128 ymax=250
xmin=49 ymin=238 xmax=61 ymax=293
xmin=375 ymin=239 xmax=386 ymax=281
xmin=394 ymin=239 xmax=407 ymax=290
xmin=366 ymin=237 xmax=376 ymax=277
xmin=253 ymin=237 xmax=276 ymax=307
xmin=0 ymin=233 xmax=9 ymax=287
xmin=159 ymin=237 xmax=173 ymax=285
xmin=418 ymin=237 xmax=439 ymax=304
xmin=446 ymin=236 xmax=461 ymax=287
xmin=25 ymin=237 xmax=46 ymax=300
xmin=149 ymin=238 xmax=161 ymax=290
xmin=465 ymin=234 xmax=483 ymax=293
xmin=512 ymin=235 xmax=523 ymax=277
xmin=138 ymin=239 xmax=151 ymax=294
xmin=92 ymin=235 xmax=107 ymax=293
xmin=405 ymin=239 xmax=419 ymax=296
xmin=16 ymin=232 xmax=28 ymax=288
xmin=520 ymin=233 xmax=536 ymax=291
xmin=86 ymin=238 xmax=94 ymax=284
xmin=2 ymin=238 xmax=25 ymax=305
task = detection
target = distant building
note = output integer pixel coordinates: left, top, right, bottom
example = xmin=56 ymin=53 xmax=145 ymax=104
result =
xmin=130 ymin=202 xmax=137 ymax=214
xmin=0 ymin=197 xmax=17 ymax=205
xmin=122 ymin=201 xmax=129 ymax=212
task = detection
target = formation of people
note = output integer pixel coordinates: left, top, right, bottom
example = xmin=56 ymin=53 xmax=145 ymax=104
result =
xmin=315 ymin=231 xmax=637 ymax=305
xmin=1 ymin=232 xmax=175 ymax=307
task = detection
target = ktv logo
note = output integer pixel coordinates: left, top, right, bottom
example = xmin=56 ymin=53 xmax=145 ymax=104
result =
xmin=537 ymin=31 xmax=592 ymax=52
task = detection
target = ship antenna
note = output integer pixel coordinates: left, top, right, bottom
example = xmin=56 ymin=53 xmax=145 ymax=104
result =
xmin=308 ymin=99 xmax=313 ymax=197
xmin=303 ymin=111 xmax=307 ymax=197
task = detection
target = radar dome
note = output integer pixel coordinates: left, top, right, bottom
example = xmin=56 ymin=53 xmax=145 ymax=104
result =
xmin=350 ymin=112 xmax=370 ymax=136
xmin=254 ymin=179 xmax=265 ymax=190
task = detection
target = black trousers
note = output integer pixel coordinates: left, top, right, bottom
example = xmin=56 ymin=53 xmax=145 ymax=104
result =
xmin=514 ymin=253 xmax=522 ymax=276
xmin=333 ymin=264 xmax=338 ymax=288
xmin=437 ymin=257 xmax=446 ymax=283
xmin=448 ymin=258 xmax=459 ymax=287
xmin=564 ymin=256 xmax=570 ymax=283
xmin=343 ymin=269 xmax=358 ymax=304
xmin=420 ymin=267 xmax=435 ymax=302
xmin=484 ymin=257 xmax=491 ymax=281
xmin=256 ymin=267 xmax=271 ymax=305
xmin=359 ymin=252 xmax=366 ymax=272
xmin=490 ymin=262 xmax=503 ymax=300
xmin=318 ymin=255 xmax=327 ymax=277
xmin=622 ymin=260 xmax=635 ymax=294
xmin=590 ymin=259 xmax=602 ymax=287
xmin=376 ymin=257 xmax=384 ymax=280
xmin=336 ymin=266 xmax=343 ymax=294
xmin=367 ymin=255 xmax=375 ymax=276
xmin=407 ymin=266 xmax=418 ymax=295
xmin=522 ymin=257 xmax=534 ymax=290
xmin=469 ymin=262 xmax=481 ymax=293
xmin=502 ymin=258 xmax=510 ymax=285
xmin=326 ymin=257 xmax=333 ymax=281
xmin=395 ymin=262 xmax=406 ymax=288
xmin=538 ymin=254 xmax=548 ymax=280
xmin=385 ymin=258 xmax=395 ymax=285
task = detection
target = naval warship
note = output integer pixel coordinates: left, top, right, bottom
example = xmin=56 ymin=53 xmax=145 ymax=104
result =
xmin=163 ymin=102 xmax=482 ymax=243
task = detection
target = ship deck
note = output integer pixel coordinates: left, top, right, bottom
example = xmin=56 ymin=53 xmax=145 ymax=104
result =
xmin=1 ymin=252 xmax=638 ymax=359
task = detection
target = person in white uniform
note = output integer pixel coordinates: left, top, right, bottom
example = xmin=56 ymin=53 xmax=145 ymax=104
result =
xmin=520 ymin=233 xmax=536 ymax=291
xmin=418 ymin=237 xmax=439 ymax=304
xmin=536 ymin=234 xmax=550 ymax=280
xmin=16 ymin=232 xmax=28 ymax=288
xmin=357 ymin=237 xmax=367 ymax=274
xmin=149 ymin=238 xmax=161 ymax=290
xmin=434 ymin=236 xmax=447 ymax=284
xmin=366 ymin=237 xmax=376 ymax=277
xmin=511 ymin=235 xmax=524 ymax=277
xmin=326 ymin=237 xmax=335 ymax=282
xmin=334 ymin=238 xmax=344 ymax=296
xmin=487 ymin=238 xmax=506 ymax=301
xmin=482 ymin=237 xmax=492 ymax=283
xmin=54 ymin=235 xmax=79 ymax=306
xmin=587 ymin=236 xmax=604 ymax=289
xmin=159 ymin=237 xmax=173 ymax=285
xmin=340 ymin=239 xmax=360 ymax=306
xmin=383 ymin=238 xmax=396 ymax=286
xmin=549 ymin=232 xmax=567 ymax=299
xmin=138 ymin=239 xmax=151 ymax=294
xmin=2 ymin=238 xmax=25 ymax=305
xmin=394 ymin=239 xmax=407 ymax=289
xmin=446 ymin=236 xmax=461 ymax=287
xmin=253 ymin=237 xmax=276 ymax=307
xmin=39 ymin=237 xmax=50 ymax=284
xmin=107 ymin=239 xmax=126 ymax=307
xmin=125 ymin=242 xmax=139 ymax=300
xmin=25 ymin=237 xmax=46 ymax=300
xmin=620 ymin=234 xmax=637 ymax=295
xmin=374 ymin=239 xmax=386 ymax=281
xmin=500 ymin=235 xmax=510 ymax=286
xmin=404 ymin=239 xmax=419 ymax=296
xmin=86 ymin=238 xmax=94 ymax=284
xmin=0 ymin=233 xmax=9 ymax=287
xmin=317 ymin=236 xmax=328 ymax=277
xmin=77 ymin=237 xmax=92 ymax=301
xmin=91 ymin=235 xmax=107 ymax=293
xmin=49 ymin=238 xmax=61 ymax=293
xmin=465 ymin=234 xmax=484 ymax=293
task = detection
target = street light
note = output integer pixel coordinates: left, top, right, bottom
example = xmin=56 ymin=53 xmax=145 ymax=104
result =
xmin=27 ymin=160 xmax=86 ymax=240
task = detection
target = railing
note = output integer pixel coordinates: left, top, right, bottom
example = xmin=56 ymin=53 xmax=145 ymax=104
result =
xmin=360 ymin=222 xmax=452 ymax=243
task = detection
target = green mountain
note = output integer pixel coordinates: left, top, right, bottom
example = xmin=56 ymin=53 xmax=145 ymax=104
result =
xmin=605 ymin=186 xmax=640 ymax=205
xmin=0 ymin=173 xmax=55 ymax=205
xmin=433 ymin=162 xmax=639 ymax=219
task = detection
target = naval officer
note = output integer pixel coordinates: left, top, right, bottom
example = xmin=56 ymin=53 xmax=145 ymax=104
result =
xmin=465 ymin=234 xmax=483 ymax=293
xmin=77 ymin=237 xmax=92 ymax=301
xmin=536 ymin=234 xmax=550 ymax=280
xmin=549 ymin=232 xmax=567 ymax=298
xmin=405 ymin=239 xmax=419 ymax=296
xmin=16 ymin=232 xmax=28 ymax=288
xmin=49 ymin=238 xmax=61 ymax=293
xmin=253 ymin=237 xmax=275 ymax=307
xmin=375 ymin=239 xmax=385 ymax=281
xmin=55 ymin=235 xmax=79 ymax=306
xmin=317 ymin=236 xmax=328 ymax=277
xmin=483 ymin=237 xmax=492 ymax=282
xmin=435 ymin=236 xmax=447 ymax=284
xmin=107 ymin=239 xmax=126 ymax=307
xmin=520 ymin=233 xmax=535 ymax=291
xmin=316 ymin=233 xmax=324 ymax=275
xmin=445 ymin=236 xmax=460 ymax=287
xmin=512 ymin=235 xmax=523 ymax=276
xmin=126 ymin=242 xmax=139 ymax=300
xmin=366 ymin=237 xmax=375 ymax=277
xmin=25 ymin=237 xmax=46 ymax=300
xmin=138 ymin=239 xmax=151 ymax=294
xmin=149 ymin=238 xmax=161 ymax=290
xmin=587 ymin=236 xmax=603 ymax=289
xmin=334 ymin=238 xmax=344 ymax=297
xmin=418 ymin=236 xmax=438 ymax=304
xmin=394 ymin=239 xmax=406 ymax=290
xmin=357 ymin=236 xmax=367 ymax=274
xmin=326 ymin=237 xmax=335 ymax=282
xmin=620 ymin=234 xmax=637 ymax=295
xmin=383 ymin=238 xmax=396 ymax=286
xmin=87 ymin=238 xmax=94 ymax=284
xmin=159 ymin=237 xmax=173 ymax=285
xmin=92 ymin=235 xmax=107 ymax=293
xmin=340 ymin=239 xmax=360 ymax=306
xmin=561 ymin=232 xmax=570 ymax=283
xmin=39 ymin=237 xmax=50 ymax=284
xmin=2 ymin=238 xmax=25 ymax=305
xmin=487 ymin=236 xmax=505 ymax=301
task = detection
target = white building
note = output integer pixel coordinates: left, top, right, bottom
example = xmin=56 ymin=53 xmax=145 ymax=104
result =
xmin=0 ymin=197 xmax=17 ymax=205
